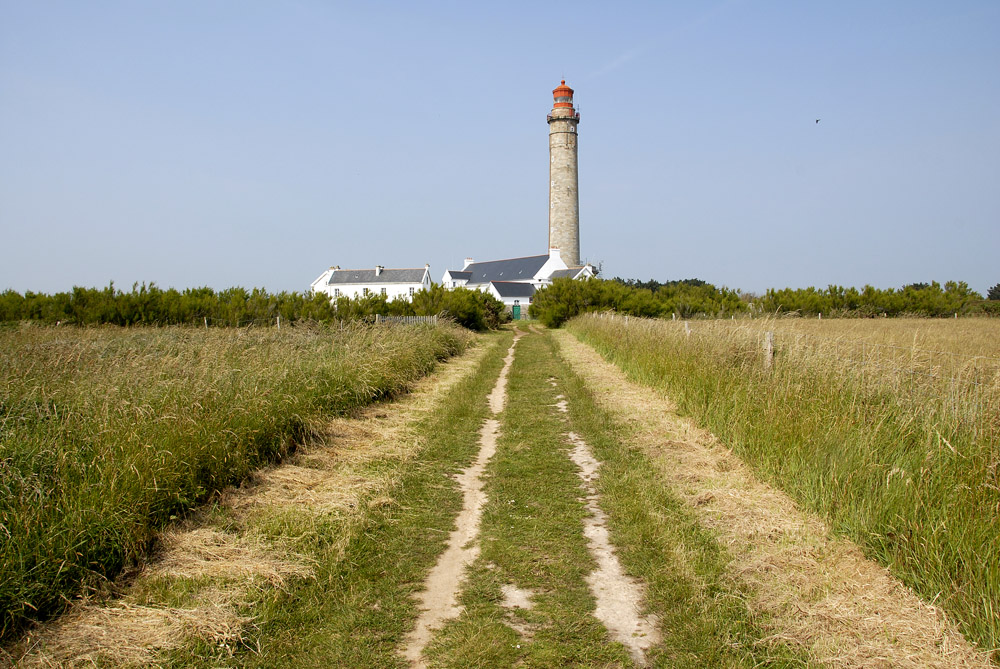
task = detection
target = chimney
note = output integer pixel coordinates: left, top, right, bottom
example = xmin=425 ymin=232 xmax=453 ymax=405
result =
xmin=375 ymin=265 xmax=383 ymax=276
xmin=463 ymin=257 xmax=474 ymax=269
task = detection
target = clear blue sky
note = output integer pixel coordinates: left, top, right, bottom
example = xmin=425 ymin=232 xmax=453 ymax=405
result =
xmin=2 ymin=1 xmax=998 ymax=295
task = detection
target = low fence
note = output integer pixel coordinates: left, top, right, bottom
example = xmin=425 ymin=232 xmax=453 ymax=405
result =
xmin=184 ymin=315 xmax=441 ymax=328
xmin=374 ymin=314 xmax=438 ymax=325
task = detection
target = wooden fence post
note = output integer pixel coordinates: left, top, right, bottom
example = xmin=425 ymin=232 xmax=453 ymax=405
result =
xmin=763 ymin=331 xmax=774 ymax=371
xmin=204 ymin=317 xmax=208 ymax=329
xmin=277 ymin=315 xmax=281 ymax=330
xmin=684 ymin=321 xmax=691 ymax=337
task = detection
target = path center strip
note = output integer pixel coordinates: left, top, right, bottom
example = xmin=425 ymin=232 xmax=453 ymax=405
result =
xmin=402 ymin=332 xmax=522 ymax=666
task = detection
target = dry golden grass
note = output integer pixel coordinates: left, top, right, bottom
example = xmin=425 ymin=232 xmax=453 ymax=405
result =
xmin=755 ymin=316 xmax=1000 ymax=358
xmin=718 ymin=316 xmax=1000 ymax=389
xmin=150 ymin=528 xmax=316 ymax=585
xmin=11 ymin=590 xmax=249 ymax=668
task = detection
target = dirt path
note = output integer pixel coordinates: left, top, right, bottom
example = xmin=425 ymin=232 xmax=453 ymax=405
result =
xmin=401 ymin=332 xmax=521 ymax=666
xmin=566 ymin=426 xmax=661 ymax=665
xmin=554 ymin=329 xmax=994 ymax=668
xmin=405 ymin=328 xmax=666 ymax=666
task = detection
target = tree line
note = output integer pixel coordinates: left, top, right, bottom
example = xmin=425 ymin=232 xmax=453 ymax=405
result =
xmin=530 ymin=278 xmax=998 ymax=327
xmin=756 ymin=281 xmax=995 ymax=317
xmin=0 ymin=283 xmax=509 ymax=331
xmin=4 ymin=279 xmax=996 ymax=331
xmin=530 ymin=277 xmax=745 ymax=327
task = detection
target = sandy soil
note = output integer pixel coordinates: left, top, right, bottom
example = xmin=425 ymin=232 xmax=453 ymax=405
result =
xmin=554 ymin=329 xmax=995 ymax=668
xmin=566 ymin=429 xmax=661 ymax=666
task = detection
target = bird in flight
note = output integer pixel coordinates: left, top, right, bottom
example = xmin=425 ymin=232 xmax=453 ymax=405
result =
xmin=815 ymin=119 xmax=821 ymax=124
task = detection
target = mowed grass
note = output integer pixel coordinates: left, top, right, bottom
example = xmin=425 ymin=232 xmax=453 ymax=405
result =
xmin=429 ymin=327 xmax=812 ymax=667
xmin=568 ymin=313 xmax=1000 ymax=658
xmin=428 ymin=328 xmax=629 ymax=667
xmin=0 ymin=322 xmax=471 ymax=640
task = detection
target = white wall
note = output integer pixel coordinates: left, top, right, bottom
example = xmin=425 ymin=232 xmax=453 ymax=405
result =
xmin=316 ymin=270 xmax=431 ymax=302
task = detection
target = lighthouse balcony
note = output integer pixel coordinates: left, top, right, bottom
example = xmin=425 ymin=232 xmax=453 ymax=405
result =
xmin=547 ymin=112 xmax=581 ymax=123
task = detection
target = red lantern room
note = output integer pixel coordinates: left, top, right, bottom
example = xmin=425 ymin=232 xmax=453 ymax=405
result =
xmin=552 ymin=80 xmax=574 ymax=108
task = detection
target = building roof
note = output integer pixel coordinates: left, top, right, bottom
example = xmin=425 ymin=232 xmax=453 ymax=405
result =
xmin=444 ymin=270 xmax=472 ymax=280
xmin=548 ymin=267 xmax=586 ymax=280
xmin=490 ymin=281 xmax=536 ymax=298
xmin=462 ymin=254 xmax=550 ymax=284
xmin=327 ymin=268 xmax=427 ymax=285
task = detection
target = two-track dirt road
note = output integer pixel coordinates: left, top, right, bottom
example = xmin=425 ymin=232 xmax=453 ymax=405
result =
xmin=8 ymin=326 xmax=993 ymax=668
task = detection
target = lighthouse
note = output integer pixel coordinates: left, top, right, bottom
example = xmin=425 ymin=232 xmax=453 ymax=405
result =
xmin=547 ymin=80 xmax=581 ymax=267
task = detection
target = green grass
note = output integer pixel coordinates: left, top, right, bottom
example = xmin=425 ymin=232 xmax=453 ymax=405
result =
xmin=18 ymin=324 xmax=832 ymax=666
xmin=0 ymin=322 xmax=472 ymax=640
xmin=551 ymin=330 xmax=816 ymax=668
xmin=427 ymin=329 xmax=629 ymax=667
xmin=567 ymin=313 xmax=1000 ymax=660
xmin=427 ymin=328 xmax=813 ymax=667
xmin=156 ymin=330 xmax=514 ymax=667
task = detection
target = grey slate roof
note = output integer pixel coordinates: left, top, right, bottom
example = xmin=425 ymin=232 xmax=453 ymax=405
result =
xmin=547 ymin=267 xmax=586 ymax=280
xmin=461 ymin=254 xmax=549 ymax=284
xmin=490 ymin=281 xmax=536 ymax=298
xmin=445 ymin=271 xmax=472 ymax=280
xmin=327 ymin=268 xmax=426 ymax=285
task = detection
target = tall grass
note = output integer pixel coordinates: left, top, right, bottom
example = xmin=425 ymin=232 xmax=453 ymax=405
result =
xmin=568 ymin=313 xmax=1000 ymax=657
xmin=0 ymin=322 xmax=471 ymax=639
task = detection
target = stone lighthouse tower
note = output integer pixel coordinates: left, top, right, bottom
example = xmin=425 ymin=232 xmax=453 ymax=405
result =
xmin=547 ymin=80 xmax=581 ymax=267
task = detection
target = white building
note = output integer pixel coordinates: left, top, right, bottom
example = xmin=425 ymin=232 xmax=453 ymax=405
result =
xmin=486 ymin=282 xmax=536 ymax=317
xmin=311 ymin=265 xmax=431 ymax=302
xmin=440 ymin=248 xmax=595 ymax=315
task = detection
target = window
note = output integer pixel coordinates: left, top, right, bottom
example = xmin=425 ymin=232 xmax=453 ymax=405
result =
xmin=409 ymin=287 xmax=415 ymax=296
xmin=334 ymin=288 xmax=340 ymax=298
xmin=363 ymin=288 xmax=370 ymax=297
xmin=381 ymin=287 xmax=387 ymax=296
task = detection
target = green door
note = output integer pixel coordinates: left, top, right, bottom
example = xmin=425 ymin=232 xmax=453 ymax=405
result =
xmin=512 ymin=304 xmax=521 ymax=320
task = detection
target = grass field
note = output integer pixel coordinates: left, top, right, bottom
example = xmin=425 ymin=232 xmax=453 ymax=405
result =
xmin=130 ymin=327 xmax=813 ymax=667
xmin=8 ymin=321 xmax=994 ymax=666
xmin=0 ymin=322 xmax=471 ymax=640
xmin=568 ymin=313 xmax=1000 ymax=656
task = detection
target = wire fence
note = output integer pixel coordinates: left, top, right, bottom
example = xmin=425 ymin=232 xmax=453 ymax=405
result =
xmin=374 ymin=315 xmax=439 ymax=325
xmin=192 ymin=314 xmax=441 ymax=328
